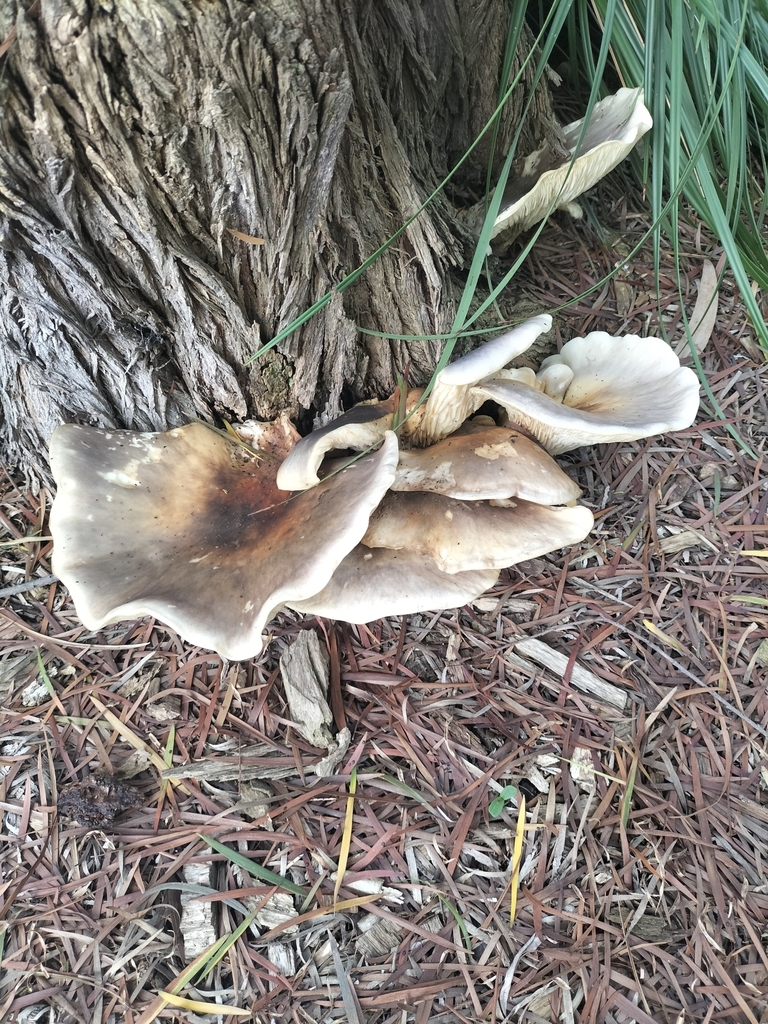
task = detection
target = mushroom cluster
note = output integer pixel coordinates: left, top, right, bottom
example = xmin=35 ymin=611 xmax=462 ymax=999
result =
xmin=49 ymin=316 xmax=700 ymax=661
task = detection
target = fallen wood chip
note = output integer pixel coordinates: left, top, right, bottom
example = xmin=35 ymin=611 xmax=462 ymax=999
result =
xmin=659 ymin=529 xmax=719 ymax=555
xmin=356 ymin=913 xmax=402 ymax=957
xmin=267 ymin=942 xmax=296 ymax=977
xmin=280 ymin=630 xmax=334 ymax=749
xmin=280 ymin=630 xmax=351 ymax=775
xmin=513 ymin=637 xmax=628 ymax=709
xmin=163 ymin=760 xmax=298 ymax=782
xmin=180 ymin=863 xmax=217 ymax=962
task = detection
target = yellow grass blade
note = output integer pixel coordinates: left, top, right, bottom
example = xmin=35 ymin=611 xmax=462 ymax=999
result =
xmin=333 ymin=768 xmax=357 ymax=907
xmin=260 ymin=893 xmax=380 ymax=943
xmin=157 ymin=992 xmax=250 ymax=1015
xmin=509 ymin=794 xmax=526 ymax=924
xmin=643 ymin=619 xmax=685 ymax=654
xmin=88 ymin=695 xmax=189 ymax=794
xmin=135 ymin=909 xmax=260 ymax=1024
xmin=621 ymin=755 xmax=638 ymax=828
xmin=134 ymin=936 xmax=231 ymax=1024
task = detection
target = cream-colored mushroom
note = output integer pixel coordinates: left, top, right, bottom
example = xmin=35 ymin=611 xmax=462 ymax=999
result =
xmin=492 ymin=87 xmax=653 ymax=242
xmin=287 ymin=548 xmax=499 ymax=623
xmin=276 ymin=316 xmax=553 ymax=491
xmin=362 ymin=491 xmax=594 ymax=573
xmin=50 ymin=420 xmax=399 ymax=660
xmin=409 ymin=315 xmax=553 ymax=445
xmin=474 ymin=332 xmax=700 ymax=455
xmin=391 ymin=424 xmax=581 ymax=505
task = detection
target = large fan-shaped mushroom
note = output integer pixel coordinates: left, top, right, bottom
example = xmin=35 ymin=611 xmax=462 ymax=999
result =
xmin=50 ymin=420 xmax=399 ymax=660
xmin=492 ymin=87 xmax=652 ymax=242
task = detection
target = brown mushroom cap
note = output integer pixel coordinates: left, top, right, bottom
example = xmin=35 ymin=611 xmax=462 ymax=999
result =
xmin=362 ymin=491 xmax=594 ymax=573
xmin=391 ymin=425 xmax=581 ymax=504
xmin=287 ymin=547 xmax=499 ymax=623
xmin=475 ymin=332 xmax=701 ymax=455
xmin=50 ymin=421 xmax=399 ymax=660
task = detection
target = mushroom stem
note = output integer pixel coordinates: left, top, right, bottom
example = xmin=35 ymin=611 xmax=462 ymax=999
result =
xmin=409 ymin=314 xmax=553 ymax=446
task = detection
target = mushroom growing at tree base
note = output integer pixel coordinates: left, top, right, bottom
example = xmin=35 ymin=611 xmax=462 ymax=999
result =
xmin=48 ymin=317 xmax=701 ymax=661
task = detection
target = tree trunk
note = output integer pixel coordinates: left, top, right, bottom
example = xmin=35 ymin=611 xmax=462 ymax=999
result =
xmin=0 ymin=0 xmax=560 ymax=482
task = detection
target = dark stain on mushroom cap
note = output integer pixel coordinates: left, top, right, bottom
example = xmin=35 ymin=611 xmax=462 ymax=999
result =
xmin=50 ymin=423 xmax=399 ymax=659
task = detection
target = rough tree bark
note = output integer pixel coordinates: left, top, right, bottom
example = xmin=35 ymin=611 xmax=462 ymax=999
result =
xmin=0 ymin=0 xmax=561 ymax=481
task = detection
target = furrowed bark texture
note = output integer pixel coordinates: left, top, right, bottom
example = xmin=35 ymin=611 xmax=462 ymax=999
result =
xmin=0 ymin=0 xmax=559 ymax=481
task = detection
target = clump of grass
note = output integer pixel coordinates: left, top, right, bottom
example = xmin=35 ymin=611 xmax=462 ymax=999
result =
xmin=571 ymin=0 xmax=768 ymax=350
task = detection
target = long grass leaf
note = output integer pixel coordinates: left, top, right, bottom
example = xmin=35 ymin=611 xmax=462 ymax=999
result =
xmin=199 ymin=834 xmax=308 ymax=896
xmin=156 ymin=993 xmax=250 ymax=1016
xmin=509 ymin=794 xmax=526 ymax=924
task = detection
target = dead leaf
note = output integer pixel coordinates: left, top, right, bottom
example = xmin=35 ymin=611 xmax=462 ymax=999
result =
xmin=227 ymin=228 xmax=265 ymax=245
xmin=675 ymin=259 xmax=718 ymax=354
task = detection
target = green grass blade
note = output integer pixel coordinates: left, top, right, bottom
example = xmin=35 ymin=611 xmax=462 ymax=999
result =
xmin=199 ymin=834 xmax=308 ymax=896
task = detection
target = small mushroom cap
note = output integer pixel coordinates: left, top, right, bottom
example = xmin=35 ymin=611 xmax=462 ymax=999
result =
xmin=287 ymin=547 xmax=499 ymax=623
xmin=275 ymin=396 xmax=396 ymax=491
xmin=391 ymin=425 xmax=581 ymax=504
xmin=493 ymin=87 xmax=652 ymax=240
xmin=413 ymin=315 xmax=552 ymax=445
xmin=362 ymin=491 xmax=594 ymax=573
xmin=275 ymin=390 xmax=425 ymax=491
xmin=475 ymin=332 xmax=700 ymax=455
xmin=536 ymin=363 xmax=574 ymax=401
xmin=50 ymin=422 xmax=399 ymax=660
xmin=437 ymin=316 xmax=553 ymax=386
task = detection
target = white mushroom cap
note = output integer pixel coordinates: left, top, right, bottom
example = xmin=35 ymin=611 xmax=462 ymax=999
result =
xmin=474 ymin=332 xmax=700 ymax=455
xmin=411 ymin=315 xmax=553 ymax=445
xmin=492 ymin=87 xmax=653 ymax=240
xmin=275 ymin=390 xmax=426 ymax=491
xmin=50 ymin=422 xmax=399 ymax=660
xmin=392 ymin=425 xmax=581 ymax=504
xmin=287 ymin=548 xmax=499 ymax=623
xmin=362 ymin=492 xmax=594 ymax=573
xmin=536 ymin=363 xmax=574 ymax=401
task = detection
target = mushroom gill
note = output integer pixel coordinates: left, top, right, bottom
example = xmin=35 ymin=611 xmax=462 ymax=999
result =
xmin=474 ymin=332 xmax=700 ymax=455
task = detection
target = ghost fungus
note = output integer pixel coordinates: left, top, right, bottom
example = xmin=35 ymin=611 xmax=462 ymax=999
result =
xmin=474 ymin=332 xmax=700 ymax=456
xmin=391 ymin=424 xmax=581 ymax=505
xmin=361 ymin=491 xmax=594 ymax=574
xmin=275 ymin=316 xmax=553 ymax=489
xmin=287 ymin=548 xmax=499 ymax=623
xmin=492 ymin=87 xmax=653 ymax=242
xmin=411 ymin=315 xmax=553 ymax=445
xmin=275 ymin=391 xmax=426 ymax=491
xmin=50 ymin=420 xmax=399 ymax=660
